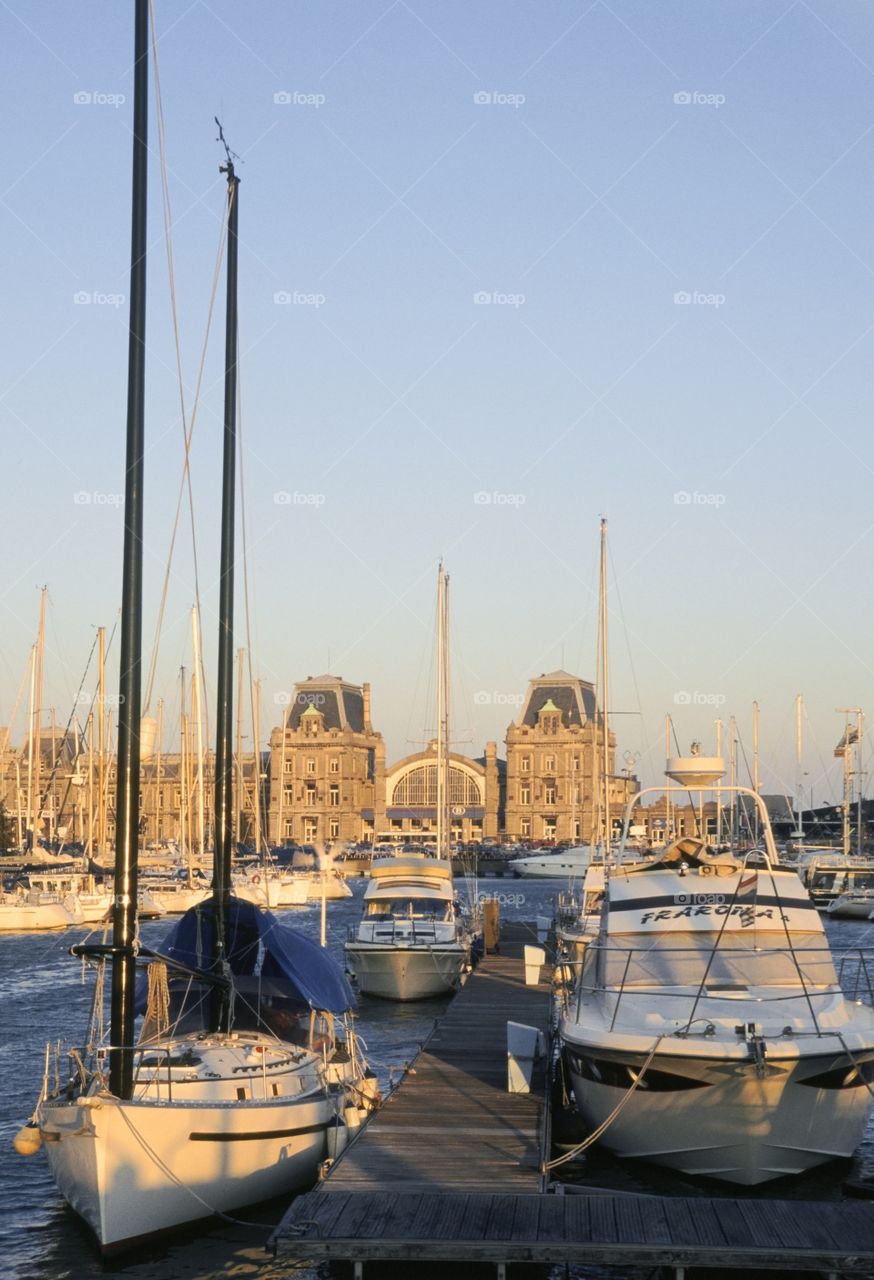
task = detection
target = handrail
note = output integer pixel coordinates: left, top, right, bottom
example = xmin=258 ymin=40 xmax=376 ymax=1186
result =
xmin=564 ymin=941 xmax=874 ymax=1029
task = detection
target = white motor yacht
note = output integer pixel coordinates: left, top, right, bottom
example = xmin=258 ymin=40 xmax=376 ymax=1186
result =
xmin=344 ymin=854 xmax=473 ymax=1000
xmin=560 ymin=756 xmax=874 ymax=1186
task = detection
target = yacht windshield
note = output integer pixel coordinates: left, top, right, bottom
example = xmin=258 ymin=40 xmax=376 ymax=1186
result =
xmin=366 ymin=897 xmax=451 ymax=920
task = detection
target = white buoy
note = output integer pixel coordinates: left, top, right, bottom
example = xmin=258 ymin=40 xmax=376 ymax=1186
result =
xmin=13 ymin=1123 xmax=42 ymax=1156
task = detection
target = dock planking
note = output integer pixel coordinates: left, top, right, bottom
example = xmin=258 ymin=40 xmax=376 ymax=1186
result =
xmin=272 ymin=1187 xmax=874 ymax=1274
xmin=315 ymin=920 xmax=552 ymax=1196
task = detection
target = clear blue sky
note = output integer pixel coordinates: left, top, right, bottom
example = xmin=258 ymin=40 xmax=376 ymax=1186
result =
xmin=2 ymin=1 xmax=873 ymax=806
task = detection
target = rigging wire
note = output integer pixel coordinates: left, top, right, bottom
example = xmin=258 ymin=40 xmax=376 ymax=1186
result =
xmin=142 ymin=0 xmax=228 ymax=726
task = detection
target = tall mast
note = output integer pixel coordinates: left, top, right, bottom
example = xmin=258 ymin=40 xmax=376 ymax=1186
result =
xmin=109 ymin=0 xmax=149 ymax=1101
xmin=235 ymin=648 xmax=244 ymax=847
xmin=31 ymin=587 xmax=47 ymax=850
xmin=795 ymin=694 xmax=803 ymax=838
xmin=715 ymin=718 xmax=723 ymax=844
xmin=191 ymin=606 xmax=206 ymax=857
xmin=155 ymin=698 xmax=163 ymax=845
xmin=442 ymin=569 xmax=451 ymax=860
xmin=212 ymin=145 xmax=239 ymax=1025
xmin=179 ymin=668 xmax=188 ymax=870
xmin=752 ymin=700 xmax=760 ymax=844
xmin=599 ymin=518 xmax=610 ymax=848
xmin=25 ymin=643 xmax=36 ymax=851
xmin=97 ymin=625 xmax=106 ymax=856
xmin=435 ymin=563 xmax=449 ymax=860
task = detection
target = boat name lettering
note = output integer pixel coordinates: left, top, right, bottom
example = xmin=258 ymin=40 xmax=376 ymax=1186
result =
xmin=639 ymin=904 xmax=789 ymax=927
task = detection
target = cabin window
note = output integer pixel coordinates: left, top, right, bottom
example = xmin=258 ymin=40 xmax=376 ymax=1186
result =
xmin=236 ymin=1087 xmax=247 ymax=1100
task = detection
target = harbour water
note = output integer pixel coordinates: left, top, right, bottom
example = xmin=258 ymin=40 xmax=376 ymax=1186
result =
xmin=1 ymin=877 xmax=872 ymax=1279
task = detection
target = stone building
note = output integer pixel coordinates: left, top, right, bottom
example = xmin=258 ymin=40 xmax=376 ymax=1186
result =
xmin=266 ymin=675 xmax=385 ymax=846
xmin=504 ymin=670 xmax=636 ymax=843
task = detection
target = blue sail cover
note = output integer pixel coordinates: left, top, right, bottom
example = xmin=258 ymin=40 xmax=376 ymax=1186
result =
xmin=141 ymin=895 xmax=355 ymax=1015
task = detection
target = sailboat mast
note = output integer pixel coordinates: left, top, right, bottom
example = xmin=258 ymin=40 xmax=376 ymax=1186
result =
xmin=25 ymin=643 xmax=36 ymax=850
xmin=795 ymin=693 xmax=803 ymax=838
xmin=31 ymin=588 xmax=46 ymax=850
xmin=599 ymin=519 xmax=610 ymax=848
xmin=109 ymin=0 xmax=149 ymax=1101
xmin=97 ymin=625 xmax=106 ymax=856
xmin=442 ymin=569 xmax=451 ymax=860
xmin=191 ymin=606 xmax=206 ymax=857
xmin=212 ymin=153 xmax=240 ymax=1021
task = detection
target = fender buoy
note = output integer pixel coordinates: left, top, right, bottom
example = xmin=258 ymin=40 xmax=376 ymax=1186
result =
xmin=252 ymin=874 xmax=261 ymax=885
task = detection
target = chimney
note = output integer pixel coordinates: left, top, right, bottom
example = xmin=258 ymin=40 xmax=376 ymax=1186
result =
xmin=363 ymin=682 xmax=372 ymax=732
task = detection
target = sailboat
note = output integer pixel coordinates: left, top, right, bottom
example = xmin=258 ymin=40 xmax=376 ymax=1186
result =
xmin=344 ymin=564 xmax=476 ymax=999
xmin=15 ymin=5 xmax=375 ymax=1251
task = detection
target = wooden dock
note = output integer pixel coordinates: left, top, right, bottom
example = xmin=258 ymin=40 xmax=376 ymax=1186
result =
xmin=273 ymin=1186 xmax=874 ymax=1276
xmin=320 ymin=921 xmax=552 ymax=1195
xmin=270 ymin=921 xmax=874 ymax=1277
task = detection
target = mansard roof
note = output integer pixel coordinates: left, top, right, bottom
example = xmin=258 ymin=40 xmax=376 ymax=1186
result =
xmin=516 ymin=670 xmax=598 ymax=729
xmin=287 ymin=674 xmax=366 ymax=733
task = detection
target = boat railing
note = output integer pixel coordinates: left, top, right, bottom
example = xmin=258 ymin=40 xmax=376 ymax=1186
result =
xmin=568 ymin=942 xmax=874 ymax=1031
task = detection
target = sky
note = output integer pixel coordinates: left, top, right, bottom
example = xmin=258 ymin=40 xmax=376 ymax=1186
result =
xmin=2 ymin=1 xmax=874 ymax=808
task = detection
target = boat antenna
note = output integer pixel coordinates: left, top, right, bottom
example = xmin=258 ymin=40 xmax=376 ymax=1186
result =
xmin=215 ymin=117 xmax=241 ymax=170
xmin=110 ymin=0 xmax=149 ymax=1101
xmin=211 ymin=124 xmax=240 ymax=1030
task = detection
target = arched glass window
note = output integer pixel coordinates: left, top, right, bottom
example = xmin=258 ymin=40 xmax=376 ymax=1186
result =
xmin=392 ymin=764 xmax=482 ymax=807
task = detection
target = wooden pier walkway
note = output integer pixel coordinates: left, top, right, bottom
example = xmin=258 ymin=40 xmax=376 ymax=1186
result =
xmin=321 ymin=921 xmax=552 ymax=1194
xmin=270 ymin=920 xmax=874 ymax=1276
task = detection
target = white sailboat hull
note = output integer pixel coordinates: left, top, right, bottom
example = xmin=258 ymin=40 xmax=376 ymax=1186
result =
xmin=563 ymin=1040 xmax=874 ymax=1185
xmin=39 ymin=1088 xmax=333 ymax=1251
xmin=0 ymin=898 xmax=77 ymax=932
xmin=345 ymin=941 xmax=468 ymax=1000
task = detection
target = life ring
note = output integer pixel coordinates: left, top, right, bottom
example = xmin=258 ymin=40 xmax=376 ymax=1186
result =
xmin=252 ymin=874 xmax=261 ymax=885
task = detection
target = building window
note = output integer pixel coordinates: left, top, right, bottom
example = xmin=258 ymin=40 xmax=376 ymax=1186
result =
xmin=329 ymin=784 xmax=340 ymax=808
xmin=329 ymin=757 xmax=340 ymax=774
xmin=545 ymin=785 xmax=556 ymax=805
xmin=520 ymin=785 xmax=530 ymax=805
xmin=520 ymin=756 xmax=530 ymax=774
xmin=303 ymin=818 xmax=318 ymax=842
xmin=543 ymin=818 xmax=556 ymax=838
xmin=283 ymin=786 xmax=293 ymax=804
xmin=305 ymin=783 xmax=317 ymax=807
xmin=572 ymin=755 xmax=580 ymax=772
xmin=543 ymin=755 xmax=556 ymax=773
xmin=391 ymin=764 xmax=481 ymax=808
xmin=306 ymin=758 xmax=316 ymax=776
xmin=520 ymin=817 xmax=531 ymax=837
xmin=283 ymin=759 xmax=293 ymax=774
xmin=329 ymin=818 xmax=340 ymax=839
xmin=284 ymin=819 xmax=293 ymax=839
